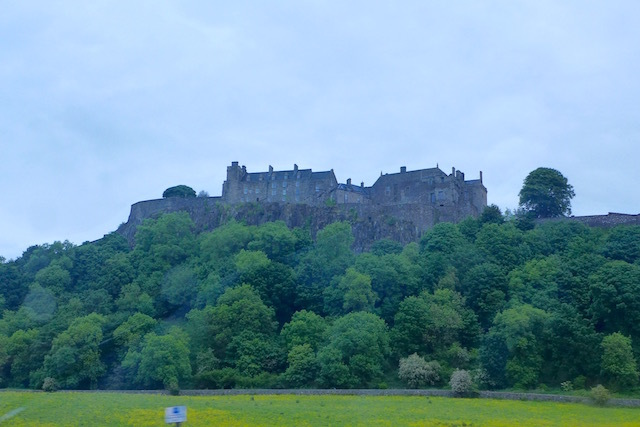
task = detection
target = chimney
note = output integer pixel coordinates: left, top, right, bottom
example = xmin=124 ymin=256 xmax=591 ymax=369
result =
xmin=269 ymin=165 xmax=273 ymax=173
xmin=361 ymin=182 xmax=364 ymax=188
xmin=400 ymin=166 xmax=407 ymax=173
xmin=452 ymin=167 xmax=456 ymax=176
xmin=294 ymin=164 xmax=298 ymax=172
xmin=242 ymin=165 xmax=246 ymax=174
xmin=347 ymin=178 xmax=352 ymax=185
xmin=232 ymin=161 xmax=239 ymax=167
xmin=480 ymin=171 xmax=483 ymax=183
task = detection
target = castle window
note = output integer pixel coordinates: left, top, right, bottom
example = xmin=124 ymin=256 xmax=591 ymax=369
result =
xmin=297 ymin=172 xmax=301 ymax=179
xmin=283 ymin=189 xmax=286 ymax=196
xmin=259 ymin=175 xmax=263 ymax=181
xmin=247 ymin=175 xmax=251 ymax=182
xmin=243 ymin=186 xmax=248 ymax=195
xmin=385 ymin=186 xmax=391 ymax=196
xmin=272 ymin=189 xmax=276 ymax=196
xmin=272 ymin=182 xmax=276 ymax=189
xmin=272 ymin=175 xmax=275 ymax=180
xmin=344 ymin=194 xmax=348 ymax=203
xmin=430 ymin=193 xmax=435 ymax=203
xmin=296 ymin=181 xmax=300 ymax=187
xmin=315 ymin=184 xmax=320 ymax=193
xmin=255 ymin=188 xmax=260 ymax=194
xmin=284 ymin=174 xmax=288 ymax=180
xmin=283 ymin=181 xmax=287 ymax=188
xmin=441 ymin=177 xmax=445 ymax=183
xmin=438 ymin=190 xmax=444 ymax=200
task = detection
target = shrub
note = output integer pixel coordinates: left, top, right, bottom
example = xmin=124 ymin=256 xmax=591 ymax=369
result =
xmin=398 ymin=354 xmax=441 ymax=388
xmin=42 ymin=377 xmax=58 ymax=392
xmin=589 ymin=384 xmax=611 ymax=406
xmin=163 ymin=185 xmax=196 ymax=198
xmin=450 ymin=369 xmax=474 ymax=397
xmin=560 ymin=381 xmax=573 ymax=392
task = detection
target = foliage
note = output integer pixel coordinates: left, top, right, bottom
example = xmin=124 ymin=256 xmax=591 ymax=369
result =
xmin=589 ymin=384 xmax=611 ymax=406
xmin=397 ymin=353 xmax=441 ymax=388
xmin=162 ymin=185 xmax=196 ymax=198
xmin=4 ymin=213 xmax=640 ymax=393
xmin=518 ymin=167 xmax=575 ymax=218
xmin=123 ymin=327 xmax=191 ymax=390
xmin=449 ymin=369 xmax=474 ymax=396
xmin=42 ymin=376 xmax=57 ymax=392
xmin=600 ymin=333 xmax=639 ymax=390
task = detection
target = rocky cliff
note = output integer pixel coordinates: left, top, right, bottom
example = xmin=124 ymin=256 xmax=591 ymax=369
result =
xmin=116 ymin=196 xmax=460 ymax=252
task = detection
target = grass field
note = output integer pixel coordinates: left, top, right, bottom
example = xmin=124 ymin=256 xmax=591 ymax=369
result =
xmin=1 ymin=391 xmax=639 ymax=426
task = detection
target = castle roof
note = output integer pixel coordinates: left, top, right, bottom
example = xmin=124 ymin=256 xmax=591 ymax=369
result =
xmin=336 ymin=183 xmax=369 ymax=195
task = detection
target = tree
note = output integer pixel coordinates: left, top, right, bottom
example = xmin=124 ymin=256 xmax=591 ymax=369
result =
xmin=317 ymin=312 xmax=390 ymax=388
xmin=123 ymin=327 xmax=191 ymax=390
xmin=42 ymin=313 xmax=106 ymax=389
xmin=518 ymin=167 xmax=575 ymax=218
xmin=280 ymin=310 xmax=327 ymax=353
xmin=398 ymin=353 xmax=441 ymax=388
xmin=283 ymin=344 xmax=319 ymax=387
xmin=162 ymin=185 xmax=196 ymax=198
xmin=600 ymin=333 xmax=638 ymax=390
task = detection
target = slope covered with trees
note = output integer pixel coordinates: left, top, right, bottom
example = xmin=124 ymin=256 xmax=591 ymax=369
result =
xmin=1 ymin=209 xmax=639 ymax=394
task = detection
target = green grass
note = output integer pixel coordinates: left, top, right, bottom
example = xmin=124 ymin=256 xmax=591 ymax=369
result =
xmin=0 ymin=391 xmax=639 ymax=426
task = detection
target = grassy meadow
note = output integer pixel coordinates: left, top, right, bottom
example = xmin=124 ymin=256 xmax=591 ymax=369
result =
xmin=1 ymin=391 xmax=639 ymax=426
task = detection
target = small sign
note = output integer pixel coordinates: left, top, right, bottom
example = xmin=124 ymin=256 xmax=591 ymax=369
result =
xmin=165 ymin=406 xmax=187 ymax=424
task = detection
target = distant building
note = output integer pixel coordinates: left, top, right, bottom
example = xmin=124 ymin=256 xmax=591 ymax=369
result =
xmin=222 ymin=162 xmax=487 ymax=220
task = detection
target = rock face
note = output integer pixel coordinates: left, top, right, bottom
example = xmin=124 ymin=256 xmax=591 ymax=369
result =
xmin=116 ymin=196 xmax=467 ymax=251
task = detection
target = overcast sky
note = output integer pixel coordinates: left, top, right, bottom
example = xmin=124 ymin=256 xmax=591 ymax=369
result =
xmin=1 ymin=1 xmax=639 ymax=260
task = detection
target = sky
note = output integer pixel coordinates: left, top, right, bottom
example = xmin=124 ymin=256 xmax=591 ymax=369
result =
xmin=1 ymin=1 xmax=639 ymax=260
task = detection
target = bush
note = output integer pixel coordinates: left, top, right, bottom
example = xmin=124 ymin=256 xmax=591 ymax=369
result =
xmin=398 ymin=354 xmax=441 ymax=388
xmin=42 ymin=377 xmax=58 ymax=392
xmin=163 ymin=185 xmax=196 ymax=198
xmin=560 ymin=381 xmax=573 ymax=392
xmin=450 ymin=369 xmax=474 ymax=397
xmin=589 ymin=384 xmax=611 ymax=406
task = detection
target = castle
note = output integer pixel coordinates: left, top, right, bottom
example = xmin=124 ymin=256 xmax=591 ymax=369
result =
xmin=222 ymin=161 xmax=487 ymax=220
xmin=118 ymin=162 xmax=487 ymax=251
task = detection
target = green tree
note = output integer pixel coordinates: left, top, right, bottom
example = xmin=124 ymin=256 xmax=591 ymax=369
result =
xmin=296 ymin=222 xmax=355 ymax=313
xmin=518 ymin=167 xmax=575 ymax=218
xmin=461 ymin=263 xmax=508 ymax=329
xmin=602 ymin=226 xmax=640 ymax=264
xmin=600 ymin=332 xmax=639 ymax=390
xmin=283 ymin=344 xmax=319 ymax=387
xmin=280 ymin=310 xmax=327 ymax=353
xmin=589 ymin=261 xmax=640 ymax=337
xmin=323 ymin=268 xmax=376 ymax=315
xmin=186 ymin=284 xmax=277 ymax=363
xmin=318 ymin=312 xmax=390 ymax=388
xmin=483 ymin=305 xmax=548 ymax=389
xmin=123 ymin=327 xmax=192 ymax=390
xmin=42 ymin=313 xmax=106 ymax=389
xmin=391 ymin=289 xmax=479 ymax=358
xmin=162 ymin=185 xmax=196 ymax=198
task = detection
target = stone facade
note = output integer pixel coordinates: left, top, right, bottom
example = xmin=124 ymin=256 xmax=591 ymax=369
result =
xmin=222 ymin=162 xmax=487 ymax=222
xmin=222 ymin=162 xmax=338 ymax=205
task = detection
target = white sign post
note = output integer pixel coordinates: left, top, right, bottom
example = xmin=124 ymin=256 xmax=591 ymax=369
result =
xmin=165 ymin=406 xmax=187 ymax=426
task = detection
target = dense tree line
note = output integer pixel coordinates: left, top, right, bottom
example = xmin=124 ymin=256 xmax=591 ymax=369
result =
xmin=1 ymin=210 xmax=639 ymax=393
